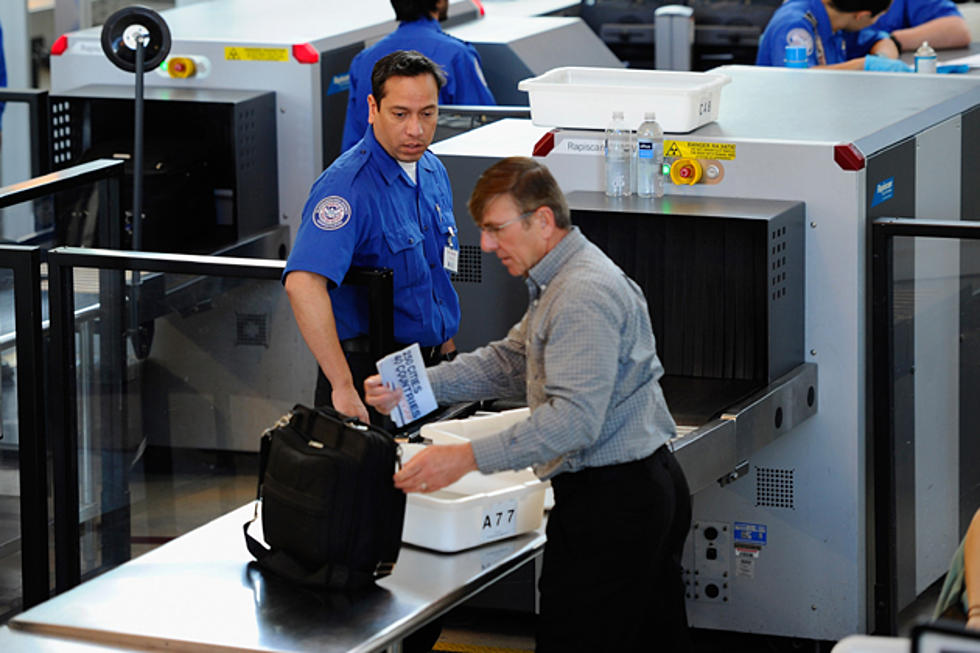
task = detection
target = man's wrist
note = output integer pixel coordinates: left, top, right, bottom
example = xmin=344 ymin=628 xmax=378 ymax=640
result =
xmin=889 ymin=33 xmax=903 ymax=52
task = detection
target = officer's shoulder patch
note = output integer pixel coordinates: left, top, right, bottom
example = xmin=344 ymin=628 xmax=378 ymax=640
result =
xmin=786 ymin=27 xmax=814 ymax=55
xmin=312 ymin=195 xmax=352 ymax=231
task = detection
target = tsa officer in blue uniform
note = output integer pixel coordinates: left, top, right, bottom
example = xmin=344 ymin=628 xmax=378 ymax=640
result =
xmin=756 ymin=0 xmax=901 ymax=70
xmin=341 ymin=0 xmax=495 ymax=152
xmin=285 ymin=50 xmax=460 ymax=424
xmin=845 ymin=0 xmax=970 ymax=57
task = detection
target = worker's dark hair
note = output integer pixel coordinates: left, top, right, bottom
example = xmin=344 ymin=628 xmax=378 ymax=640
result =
xmin=390 ymin=0 xmax=439 ymax=22
xmin=371 ymin=50 xmax=447 ymax=104
xmin=829 ymin=0 xmax=892 ymax=15
xmin=468 ymin=157 xmax=572 ymax=230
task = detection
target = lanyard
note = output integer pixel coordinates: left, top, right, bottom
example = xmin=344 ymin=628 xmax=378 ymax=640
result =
xmin=803 ymin=11 xmax=828 ymax=66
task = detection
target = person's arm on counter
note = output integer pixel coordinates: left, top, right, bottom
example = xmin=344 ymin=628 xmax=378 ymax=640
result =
xmin=892 ymin=15 xmax=971 ymax=51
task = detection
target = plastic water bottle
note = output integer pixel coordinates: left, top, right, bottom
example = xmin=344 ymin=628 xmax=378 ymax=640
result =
xmin=914 ymin=41 xmax=937 ymax=74
xmin=635 ymin=112 xmax=664 ymax=198
xmin=604 ymin=111 xmax=631 ymax=197
xmin=785 ymin=45 xmax=808 ymax=68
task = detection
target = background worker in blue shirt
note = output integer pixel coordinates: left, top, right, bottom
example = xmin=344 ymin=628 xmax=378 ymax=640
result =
xmin=284 ymin=50 xmax=460 ymax=425
xmin=845 ymin=0 xmax=970 ymax=57
xmin=341 ymin=0 xmax=495 ymax=152
xmin=756 ymin=0 xmax=902 ymax=70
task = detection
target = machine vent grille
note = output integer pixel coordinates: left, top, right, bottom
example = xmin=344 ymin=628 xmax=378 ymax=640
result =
xmin=236 ymin=313 xmax=268 ymax=347
xmin=770 ymin=226 xmax=788 ymax=302
xmin=237 ymin=108 xmax=257 ymax=174
xmin=51 ymin=101 xmax=74 ymax=166
xmin=755 ymin=467 xmax=795 ymax=509
xmin=452 ymin=245 xmax=482 ymax=284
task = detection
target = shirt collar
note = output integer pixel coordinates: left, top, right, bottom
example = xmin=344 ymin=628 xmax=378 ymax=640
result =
xmin=363 ymin=127 xmax=435 ymax=185
xmin=398 ymin=17 xmax=442 ymax=33
xmin=525 ymin=227 xmax=585 ymax=297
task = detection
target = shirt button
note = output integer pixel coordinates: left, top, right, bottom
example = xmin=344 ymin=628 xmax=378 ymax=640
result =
xmin=408 ymin=237 xmax=414 ymax=244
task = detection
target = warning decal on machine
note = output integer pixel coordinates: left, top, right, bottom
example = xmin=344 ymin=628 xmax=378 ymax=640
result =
xmin=734 ymin=521 xmax=767 ymax=545
xmin=224 ymin=47 xmax=289 ymax=62
xmin=664 ymin=140 xmax=736 ymax=160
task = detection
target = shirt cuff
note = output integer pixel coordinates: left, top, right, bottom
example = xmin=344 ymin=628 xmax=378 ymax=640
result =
xmin=469 ymin=431 xmax=512 ymax=474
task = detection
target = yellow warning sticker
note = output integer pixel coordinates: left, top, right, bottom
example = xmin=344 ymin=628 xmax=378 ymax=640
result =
xmin=224 ymin=47 xmax=289 ymax=62
xmin=664 ymin=140 xmax=736 ymax=161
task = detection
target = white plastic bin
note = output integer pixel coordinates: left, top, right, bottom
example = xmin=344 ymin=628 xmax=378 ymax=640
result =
xmin=401 ymin=409 xmax=547 ymax=552
xmin=517 ymin=66 xmax=731 ymax=133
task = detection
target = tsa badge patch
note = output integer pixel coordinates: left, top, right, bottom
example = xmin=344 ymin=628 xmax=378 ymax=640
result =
xmin=786 ymin=28 xmax=814 ymax=56
xmin=312 ymin=195 xmax=351 ymax=231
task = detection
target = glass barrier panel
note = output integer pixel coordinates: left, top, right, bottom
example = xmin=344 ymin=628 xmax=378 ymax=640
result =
xmin=70 ymin=269 xmax=309 ymax=577
xmin=0 ymin=266 xmax=24 ymax=620
xmin=890 ymin=235 xmax=980 ymax=625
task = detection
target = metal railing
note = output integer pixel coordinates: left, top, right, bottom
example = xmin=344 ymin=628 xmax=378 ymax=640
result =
xmin=0 ymin=158 xmax=125 ymax=611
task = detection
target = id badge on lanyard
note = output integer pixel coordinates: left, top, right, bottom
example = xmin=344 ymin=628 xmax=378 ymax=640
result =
xmin=443 ymin=221 xmax=459 ymax=274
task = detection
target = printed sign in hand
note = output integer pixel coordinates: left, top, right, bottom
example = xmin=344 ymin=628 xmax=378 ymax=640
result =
xmin=376 ymin=343 xmax=438 ymax=427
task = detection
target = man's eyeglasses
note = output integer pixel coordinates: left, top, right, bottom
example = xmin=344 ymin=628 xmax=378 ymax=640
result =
xmin=479 ymin=209 xmax=537 ymax=240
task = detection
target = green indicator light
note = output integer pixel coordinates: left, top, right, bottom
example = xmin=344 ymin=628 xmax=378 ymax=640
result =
xmin=160 ymin=60 xmax=168 ymax=70
xmin=662 ymin=163 xmax=671 ymax=174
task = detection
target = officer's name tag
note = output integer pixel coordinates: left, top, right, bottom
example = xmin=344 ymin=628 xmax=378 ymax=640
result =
xmin=443 ymin=246 xmax=459 ymax=274
xmin=481 ymin=498 xmax=518 ymax=542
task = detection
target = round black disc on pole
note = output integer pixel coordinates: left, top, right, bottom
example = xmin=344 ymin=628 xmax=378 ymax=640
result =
xmin=100 ymin=6 xmax=172 ymax=73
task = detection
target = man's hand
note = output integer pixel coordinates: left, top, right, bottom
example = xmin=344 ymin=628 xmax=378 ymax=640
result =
xmin=864 ymin=55 xmax=912 ymax=73
xmin=394 ymin=443 xmax=477 ymax=493
xmin=364 ymin=373 xmax=403 ymax=414
xmin=332 ymin=384 xmax=369 ymax=423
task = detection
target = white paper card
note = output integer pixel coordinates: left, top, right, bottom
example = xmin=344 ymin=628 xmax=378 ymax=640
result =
xmin=376 ymin=343 xmax=438 ymax=427
xmin=481 ymin=497 xmax=519 ymax=542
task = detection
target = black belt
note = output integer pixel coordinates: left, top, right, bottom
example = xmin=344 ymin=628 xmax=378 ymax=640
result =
xmin=340 ymin=336 xmax=456 ymax=365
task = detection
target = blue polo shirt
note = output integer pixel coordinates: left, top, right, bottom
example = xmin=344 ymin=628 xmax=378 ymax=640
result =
xmin=757 ymin=0 xmax=871 ymax=66
xmin=845 ymin=0 xmax=962 ymax=57
xmin=341 ymin=17 xmax=495 ymax=151
xmin=284 ymin=127 xmax=461 ymax=347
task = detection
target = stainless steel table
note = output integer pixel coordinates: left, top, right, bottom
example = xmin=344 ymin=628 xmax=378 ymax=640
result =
xmin=9 ymin=503 xmax=545 ymax=652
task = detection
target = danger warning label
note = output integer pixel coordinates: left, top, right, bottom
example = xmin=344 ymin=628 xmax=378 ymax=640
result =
xmin=664 ymin=141 xmax=736 ymax=160
xmin=224 ymin=47 xmax=289 ymax=62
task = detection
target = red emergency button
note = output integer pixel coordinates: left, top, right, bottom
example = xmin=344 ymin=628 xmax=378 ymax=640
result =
xmin=669 ymin=158 xmax=704 ymax=185
xmin=168 ymin=57 xmax=196 ymax=79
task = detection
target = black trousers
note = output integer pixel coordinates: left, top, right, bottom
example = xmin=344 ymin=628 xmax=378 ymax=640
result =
xmin=537 ymin=445 xmax=693 ymax=653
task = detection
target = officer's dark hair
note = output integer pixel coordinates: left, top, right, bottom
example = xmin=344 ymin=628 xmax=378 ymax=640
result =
xmin=390 ymin=0 xmax=439 ymax=22
xmin=371 ymin=50 xmax=447 ymax=105
xmin=468 ymin=157 xmax=572 ymax=230
xmin=828 ymin=0 xmax=891 ymax=15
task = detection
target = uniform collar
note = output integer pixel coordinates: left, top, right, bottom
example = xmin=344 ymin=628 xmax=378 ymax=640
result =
xmin=363 ymin=127 xmax=436 ymax=186
xmin=398 ymin=17 xmax=442 ymax=33
xmin=807 ymin=0 xmax=835 ymax=34
xmin=525 ymin=227 xmax=585 ymax=298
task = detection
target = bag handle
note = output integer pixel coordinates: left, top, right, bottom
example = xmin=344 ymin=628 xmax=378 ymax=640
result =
xmin=243 ymin=505 xmax=381 ymax=588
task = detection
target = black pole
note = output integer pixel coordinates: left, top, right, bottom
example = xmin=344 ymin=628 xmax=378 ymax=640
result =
xmin=133 ymin=37 xmax=145 ymax=252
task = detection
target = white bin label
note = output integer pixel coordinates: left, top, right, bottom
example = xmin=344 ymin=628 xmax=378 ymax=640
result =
xmin=481 ymin=498 xmax=519 ymax=542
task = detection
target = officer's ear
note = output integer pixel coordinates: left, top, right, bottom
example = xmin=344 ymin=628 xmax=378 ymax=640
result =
xmin=367 ymin=94 xmax=379 ymax=125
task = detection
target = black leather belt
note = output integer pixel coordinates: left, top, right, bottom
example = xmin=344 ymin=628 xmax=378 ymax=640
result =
xmin=340 ymin=337 xmax=456 ymax=365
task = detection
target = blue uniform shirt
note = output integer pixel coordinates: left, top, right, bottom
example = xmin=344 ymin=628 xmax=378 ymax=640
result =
xmin=284 ymin=126 xmax=461 ymax=347
xmin=341 ymin=17 xmax=495 ymax=151
xmin=845 ymin=0 xmax=962 ymax=57
xmin=757 ymin=0 xmax=879 ymax=66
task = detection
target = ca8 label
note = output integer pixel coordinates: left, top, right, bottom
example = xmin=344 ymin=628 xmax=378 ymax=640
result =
xmin=481 ymin=498 xmax=518 ymax=542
